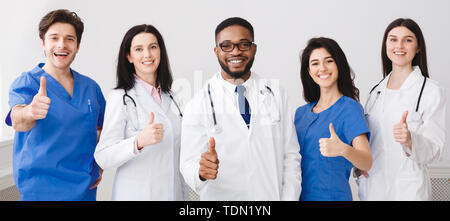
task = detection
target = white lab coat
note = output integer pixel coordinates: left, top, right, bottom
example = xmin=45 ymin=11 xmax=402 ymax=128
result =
xmin=180 ymin=72 xmax=302 ymax=201
xmin=94 ymin=80 xmax=187 ymax=201
xmin=357 ymin=66 xmax=446 ymax=200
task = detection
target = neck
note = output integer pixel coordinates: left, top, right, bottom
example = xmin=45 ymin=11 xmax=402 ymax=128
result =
xmin=387 ymin=64 xmax=413 ymax=89
xmin=317 ymin=85 xmax=342 ymax=109
xmin=392 ymin=64 xmax=413 ymax=78
xmin=42 ymin=63 xmax=73 ymax=80
xmin=221 ymin=70 xmax=251 ymax=85
xmin=136 ymin=72 xmax=157 ymax=87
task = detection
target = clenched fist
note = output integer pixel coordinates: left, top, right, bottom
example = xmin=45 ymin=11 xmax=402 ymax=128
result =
xmin=393 ymin=111 xmax=412 ymax=148
xmin=27 ymin=76 xmax=51 ymax=120
xmin=136 ymin=112 xmax=164 ymax=150
xmin=199 ymin=137 xmax=219 ymax=181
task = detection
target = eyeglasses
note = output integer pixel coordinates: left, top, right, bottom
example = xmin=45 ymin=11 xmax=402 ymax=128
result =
xmin=218 ymin=41 xmax=254 ymax=52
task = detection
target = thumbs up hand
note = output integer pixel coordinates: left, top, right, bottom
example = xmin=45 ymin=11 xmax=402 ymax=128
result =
xmin=393 ymin=111 xmax=412 ymax=148
xmin=136 ymin=112 xmax=164 ymax=150
xmin=28 ymin=76 xmax=51 ymax=120
xmin=199 ymin=137 xmax=219 ymax=181
xmin=318 ymin=123 xmax=346 ymax=157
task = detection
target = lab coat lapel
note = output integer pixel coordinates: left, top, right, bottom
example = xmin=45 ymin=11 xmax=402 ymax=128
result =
xmin=133 ymin=80 xmax=165 ymax=119
xmin=399 ymin=66 xmax=422 ymax=91
xmin=212 ymin=74 xmax=249 ymax=133
xmin=160 ymin=92 xmax=171 ymax=115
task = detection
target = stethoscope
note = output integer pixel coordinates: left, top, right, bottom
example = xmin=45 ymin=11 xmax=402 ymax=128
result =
xmin=365 ymin=76 xmax=427 ymax=116
xmin=123 ymin=90 xmax=183 ymax=130
xmin=207 ymin=82 xmax=280 ymax=134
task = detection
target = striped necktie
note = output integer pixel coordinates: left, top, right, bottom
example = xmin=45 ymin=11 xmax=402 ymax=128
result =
xmin=235 ymin=85 xmax=251 ymax=128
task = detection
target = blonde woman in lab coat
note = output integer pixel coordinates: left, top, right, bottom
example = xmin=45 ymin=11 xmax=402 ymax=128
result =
xmin=95 ymin=24 xmax=187 ymax=200
xmin=357 ymin=18 xmax=446 ymax=200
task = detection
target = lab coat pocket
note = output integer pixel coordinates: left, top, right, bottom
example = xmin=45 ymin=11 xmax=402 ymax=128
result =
xmin=259 ymin=95 xmax=280 ymax=126
xmin=395 ymin=174 xmax=428 ymax=200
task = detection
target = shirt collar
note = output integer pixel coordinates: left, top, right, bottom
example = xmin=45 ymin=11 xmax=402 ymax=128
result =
xmin=135 ymin=74 xmax=161 ymax=96
xmin=217 ymin=72 xmax=254 ymax=95
xmin=399 ymin=66 xmax=423 ymax=90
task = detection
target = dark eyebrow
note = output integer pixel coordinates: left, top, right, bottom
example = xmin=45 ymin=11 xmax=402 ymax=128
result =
xmin=220 ymin=39 xmax=252 ymax=43
xmin=388 ymin=34 xmax=415 ymax=38
xmin=47 ymin=33 xmax=76 ymax=39
xmin=310 ymin=56 xmax=333 ymax=63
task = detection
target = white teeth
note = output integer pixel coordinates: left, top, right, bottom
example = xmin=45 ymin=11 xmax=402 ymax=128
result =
xmin=229 ymin=59 xmax=243 ymax=64
xmin=143 ymin=61 xmax=153 ymax=64
xmin=54 ymin=52 xmax=68 ymax=56
xmin=318 ymin=74 xmax=330 ymax=79
xmin=395 ymin=52 xmax=405 ymax=55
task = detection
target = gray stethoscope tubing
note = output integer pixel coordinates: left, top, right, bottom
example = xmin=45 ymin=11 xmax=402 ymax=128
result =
xmin=206 ymin=83 xmax=277 ymax=134
xmin=122 ymin=90 xmax=183 ymax=117
xmin=367 ymin=76 xmax=427 ymax=113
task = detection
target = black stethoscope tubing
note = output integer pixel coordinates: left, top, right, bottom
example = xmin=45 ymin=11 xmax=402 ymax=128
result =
xmin=368 ymin=76 xmax=427 ymax=112
xmin=122 ymin=90 xmax=183 ymax=117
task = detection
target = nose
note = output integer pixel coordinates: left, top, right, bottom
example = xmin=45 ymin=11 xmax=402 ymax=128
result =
xmin=56 ymin=38 xmax=65 ymax=48
xmin=143 ymin=48 xmax=152 ymax=58
xmin=229 ymin=44 xmax=242 ymax=56
xmin=319 ymin=61 xmax=327 ymax=72
xmin=396 ymin=40 xmax=405 ymax=49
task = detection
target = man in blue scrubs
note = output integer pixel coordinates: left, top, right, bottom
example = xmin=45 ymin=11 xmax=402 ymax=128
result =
xmin=5 ymin=9 xmax=106 ymax=200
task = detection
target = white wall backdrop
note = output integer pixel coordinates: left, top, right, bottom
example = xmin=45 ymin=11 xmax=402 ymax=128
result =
xmin=1 ymin=0 xmax=450 ymax=199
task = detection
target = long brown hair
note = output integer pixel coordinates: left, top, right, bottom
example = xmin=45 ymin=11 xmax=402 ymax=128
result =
xmin=381 ymin=18 xmax=429 ymax=78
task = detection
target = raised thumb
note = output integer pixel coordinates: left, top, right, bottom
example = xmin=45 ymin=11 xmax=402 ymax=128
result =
xmin=329 ymin=123 xmax=337 ymax=138
xmin=209 ymin=137 xmax=216 ymax=154
xmin=148 ymin=112 xmax=154 ymax=124
xmin=400 ymin=111 xmax=408 ymax=124
xmin=38 ymin=76 xmax=47 ymax=96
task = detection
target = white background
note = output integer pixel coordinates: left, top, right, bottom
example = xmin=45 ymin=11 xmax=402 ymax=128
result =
xmin=1 ymin=0 xmax=450 ymax=199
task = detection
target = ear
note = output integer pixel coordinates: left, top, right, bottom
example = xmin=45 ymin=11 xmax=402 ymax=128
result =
xmin=214 ymin=46 xmax=219 ymax=57
xmin=126 ymin=53 xmax=133 ymax=63
xmin=253 ymin=43 xmax=257 ymax=54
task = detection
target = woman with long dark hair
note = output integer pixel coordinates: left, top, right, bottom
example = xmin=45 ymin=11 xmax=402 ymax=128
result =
xmin=294 ymin=37 xmax=372 ymax=201
xmin=357 ymin=18 xmax=446 ymax=200
xmin=94 ymin=24 xmax=187 ymax=200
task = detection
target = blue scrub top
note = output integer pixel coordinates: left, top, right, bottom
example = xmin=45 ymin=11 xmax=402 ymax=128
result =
xmin=5 ymin=63 xmax=106 ymax=201
xmin=294 ymin=96 xmax=369 ymax=201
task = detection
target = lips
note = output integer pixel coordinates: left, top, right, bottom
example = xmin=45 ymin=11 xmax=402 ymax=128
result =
xmin=318 ymin=73 xmax=331 ymax=79
xmin=54 ymin=52 xmax=68 ymax=57
xmin=53 ymin=51 xmax=70 ymax=61
xmin=226 ymin=57 xmax=247 ymax=68
xmin=142 ymin=59 xmax=155 ymax=65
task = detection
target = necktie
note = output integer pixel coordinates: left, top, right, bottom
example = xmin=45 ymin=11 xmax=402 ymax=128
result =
xmin=235 ymin=85 xmax=251 ymax=128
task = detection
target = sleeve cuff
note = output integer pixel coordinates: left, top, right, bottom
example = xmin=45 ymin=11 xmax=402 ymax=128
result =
xmin=401 ymin=143 xmax=412 ymax=157
xmin=133 ymin=136 xmax=143 ymax=155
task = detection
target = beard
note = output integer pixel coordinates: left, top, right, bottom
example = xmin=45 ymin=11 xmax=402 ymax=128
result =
xmin=218 ymin=56 xmax=255 ymax=79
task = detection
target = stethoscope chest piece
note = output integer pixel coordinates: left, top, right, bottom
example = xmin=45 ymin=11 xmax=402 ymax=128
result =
xmin=211 ymin=124 xmax=222 ymax=135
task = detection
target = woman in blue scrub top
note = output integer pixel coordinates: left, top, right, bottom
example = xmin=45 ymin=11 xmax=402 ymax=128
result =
xmin=294 ymin=37 xmax=372 ymax=201
xmin=6 ymin=9 xmax=105 ymax=201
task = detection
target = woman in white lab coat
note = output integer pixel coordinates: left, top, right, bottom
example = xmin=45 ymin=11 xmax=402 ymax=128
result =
xmin=94 ymin=24 xmax=187 ymax=200
xmin=357 ymin=18 xmax=446 ymax=200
